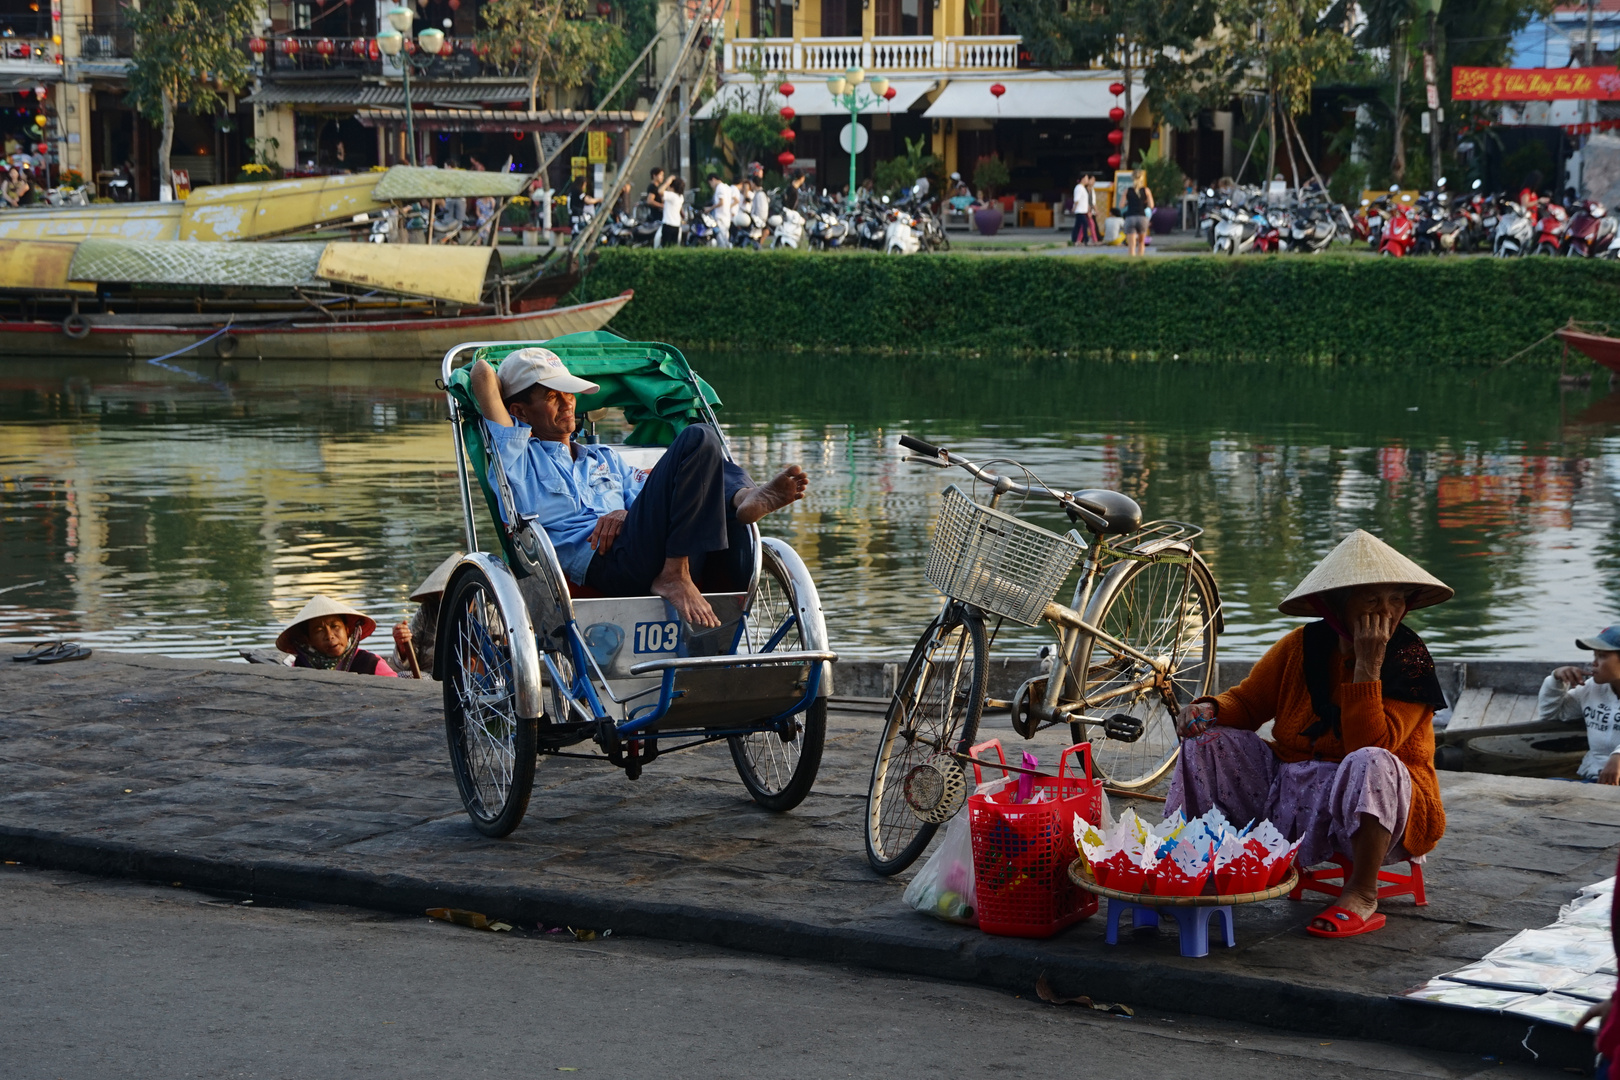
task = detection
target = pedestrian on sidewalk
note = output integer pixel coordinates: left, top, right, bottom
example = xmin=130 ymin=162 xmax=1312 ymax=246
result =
xmin=1069 ymin=173 xmax=1097 ymax=246
xmin=1577 ymin=847 xmax=1620 ymax=1074
xmin=1167 ymin=529 xmax=1452 ymax=940
xmin=1123 ymin=170 xmax=1153 ymax=256
xmin=707 ymin=173 xmax=738 ymax=249
xmin=278 ymin=597 xmax=397 ymax=676
xmin=1537 ymin=628 xmax=1620 ymax=783
xmin=660 ymin=176 xmax=686 ymax=250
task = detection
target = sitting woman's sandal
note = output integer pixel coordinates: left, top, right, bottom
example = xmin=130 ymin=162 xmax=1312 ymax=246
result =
xmin=1306 ymin=905 xmax=1386 ymax=939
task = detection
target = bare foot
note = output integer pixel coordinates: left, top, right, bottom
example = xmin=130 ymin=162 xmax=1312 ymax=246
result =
xmin=650 ymin=558 xmax=720 ymax=628
xmin=735 ymin=465 xmax=808 ymax=525
xmin=1309 ymin=886 xmax=1378 ymax=932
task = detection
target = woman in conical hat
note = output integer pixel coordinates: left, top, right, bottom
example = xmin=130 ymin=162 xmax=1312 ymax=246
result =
xmin=277 ymin=596 xmax=397 ymax=677
xmin=1166 ymin=530 xmax=1452 ymax=940
xmin=390 ymin=553 xmax=462 ymax=679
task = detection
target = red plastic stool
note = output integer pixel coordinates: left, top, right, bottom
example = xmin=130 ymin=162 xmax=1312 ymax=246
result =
xmin=1287 ymin=854 xmax=1427 ymax=906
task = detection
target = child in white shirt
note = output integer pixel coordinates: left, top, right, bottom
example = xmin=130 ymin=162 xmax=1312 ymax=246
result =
xmin=1538 ymin=625 xmax=1620 ymax=782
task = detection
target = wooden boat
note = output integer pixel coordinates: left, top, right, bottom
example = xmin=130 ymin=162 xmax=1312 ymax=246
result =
xmin=1556 ymin=324 xmax=1620 ymax=374
xmin=1437 ymin=682 xmax=1586 ymax=778
xmin=0 ymin=290 xmax=632 ymax=361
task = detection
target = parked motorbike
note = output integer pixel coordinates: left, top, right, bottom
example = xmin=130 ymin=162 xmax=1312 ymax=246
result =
xmin=1533 ymin=201 xmax=1569 ymax=256
xmin=1565 ymin=200 xmax=1620 ymax=258
xmin=1492 ymin=198 xmax=1533 ymax=257
xmin=1288 ymin=205 xmax=1342 ymax=253
xmin=1212 ymin=206 xmax=1260 ymax=255
xmin=769 ymin=205 xmax=805 ymax=249
xmin=1380 ymin=203 xmax=1416 ymax=257
xmin=681 ymin=204 xmax=722 ymax=247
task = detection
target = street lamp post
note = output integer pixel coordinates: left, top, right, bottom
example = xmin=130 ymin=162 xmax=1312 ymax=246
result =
xmin=375 ymin=5 xmax=445 ymax=166
xmin=825 ymin=67 xmax=889 ymax=211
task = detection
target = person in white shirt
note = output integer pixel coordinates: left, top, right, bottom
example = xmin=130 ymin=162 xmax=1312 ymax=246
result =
xmin=660 ymin=175 xmax=685 ymax=248
xmin=1538 ymin=625 xmax=1620 ymax=783
xmin=1069 ymin=173 xmax=1097 ymax=246
xmin=707 ymin=173 xmax=738 ymax=248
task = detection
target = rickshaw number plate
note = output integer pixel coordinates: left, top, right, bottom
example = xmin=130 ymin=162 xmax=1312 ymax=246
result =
xmin=634 ymin=620 xmax=681 ymax=654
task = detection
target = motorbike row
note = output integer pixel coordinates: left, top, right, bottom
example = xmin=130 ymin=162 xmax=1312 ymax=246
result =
xmin=1200 ymin=178 xmax=1620 ymax=258
xmin=597 ymin=184 xmax=950 ymax=253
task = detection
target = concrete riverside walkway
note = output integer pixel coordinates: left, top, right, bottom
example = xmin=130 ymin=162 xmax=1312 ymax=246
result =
xmin=2 ymin=651 xmax=1615 ymax=1067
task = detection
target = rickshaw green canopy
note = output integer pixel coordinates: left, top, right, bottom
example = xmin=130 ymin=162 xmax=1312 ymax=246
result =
xmin=446 ymin=331 xmax=723 ymax=565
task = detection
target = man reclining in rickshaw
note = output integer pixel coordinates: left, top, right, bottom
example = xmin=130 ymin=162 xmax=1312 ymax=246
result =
xmin=469 ymin=348 xmax=808 ymax=629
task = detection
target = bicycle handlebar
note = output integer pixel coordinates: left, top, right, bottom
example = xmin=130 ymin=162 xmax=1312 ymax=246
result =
xmin=898 ymin=435 xmax=1112 ymax=533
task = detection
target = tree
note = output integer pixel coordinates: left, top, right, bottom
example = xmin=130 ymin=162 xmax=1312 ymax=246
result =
xmin=478 ymin=0 xmax=623 ymax=113
xmin=1004 ymin=0 xmax=1222 ymax=166
xmin=873 ymin=135 xmax=942 ymax=195
xmin=123 ymin=0 xmax=256 ymax=197
xmin=711 ymin=71 xmax=786 ymax=175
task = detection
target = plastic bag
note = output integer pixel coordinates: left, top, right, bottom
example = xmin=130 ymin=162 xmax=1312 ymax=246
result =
xmin=904 ymin=778 xmax=1007 ymax=926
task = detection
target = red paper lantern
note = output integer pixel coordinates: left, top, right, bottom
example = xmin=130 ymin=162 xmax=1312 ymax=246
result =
xmin=779 ymin=81 xmax=794 ymax=96
xmin=367 ymin=38 xmax=381 ymax=59
xmin=1108 ymin=105 xmax=1124 ymax=123
xmin=511 ymin=42 xmax=522 ymax=55
xmin=404 ymin=37 xmax=416 ymax=53
xmin=779 ymin=105 xmax=795 ymax=121
xmin=36 ymin=142 xmax=48 ymax=154
xmin=448 ymin=0 xmax=459 ymax=8
xmin=281 ymin=37 xmax=300 ymax=56
xmin=315 ymin=37 xmax=334 ymax=56
xmin=248 ymin=36 xmax=267 ymax=54
xmin=781 ymin=127 xmax=795 ymax=141
xmin=1106 ymin=152 xmax=1121 ymax=169
xmin=989 ymin=82 xmax=1005 ymax=98
xmin=1106 ymin=128 xmax=1123 ymax=146
xmin=597 ymin=0 xmax=611 ymax=13
xmin=883 ymin=86 xmax=896 ymax=100
xmin=777 ymin=150 xmax=795 ymax=169
xmin=1108 ymin=81 xmax=1125 ymax=96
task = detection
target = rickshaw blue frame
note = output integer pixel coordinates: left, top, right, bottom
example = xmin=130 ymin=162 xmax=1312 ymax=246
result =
xmin=434 ymin=334 xmax=835 ymax=831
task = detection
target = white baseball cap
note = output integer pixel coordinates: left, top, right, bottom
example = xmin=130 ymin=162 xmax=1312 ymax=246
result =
xmin=497 ymin=347 xmax=599 ymax=400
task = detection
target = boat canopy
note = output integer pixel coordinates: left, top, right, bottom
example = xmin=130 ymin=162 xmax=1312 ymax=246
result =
xmin=69 ymin=238 xmax=329 ymax=287
xmin=180 ymin=173 xmax=388 ymax=241
xmin=316 ymin=242 xmax=496 ymax=305
xmin=0 ymin=239 xmax=97 ymax=294
xmin=0 ymin=202 xmax=183 ymax=243
xmin=372 ymin=166 xmax=529 ymax=201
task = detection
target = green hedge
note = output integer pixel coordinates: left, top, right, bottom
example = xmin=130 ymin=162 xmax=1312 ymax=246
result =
xmin=577 ymin=249 xmax=1620 ymax=365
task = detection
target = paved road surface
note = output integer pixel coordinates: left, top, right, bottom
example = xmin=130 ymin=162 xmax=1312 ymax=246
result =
xmin=1 ymin=865 xmax=1557 ymax=1080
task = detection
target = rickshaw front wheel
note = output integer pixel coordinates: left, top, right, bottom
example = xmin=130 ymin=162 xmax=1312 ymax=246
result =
xmin=443 ymin=567 xmax=538 ymax=838
xmin=729 ymin=699 xmax=828 ymax=812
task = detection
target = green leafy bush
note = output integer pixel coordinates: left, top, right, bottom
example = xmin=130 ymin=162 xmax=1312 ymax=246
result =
xmin=580 ymin=249 xmax=1620 ymax=365
xmin=1135 ymin=142 xmax=1186 ymax=207
xmin=1329 ymin=161 xmax=1369 ymax=207
xmin=972 ymin=155 xmax=1010 ymax=198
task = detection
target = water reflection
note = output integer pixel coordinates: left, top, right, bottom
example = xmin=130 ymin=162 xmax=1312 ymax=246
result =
xmin=0 ymin=354 xmax=1615 ymax=661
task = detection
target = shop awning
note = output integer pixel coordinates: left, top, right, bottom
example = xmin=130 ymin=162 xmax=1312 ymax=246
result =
xmin=356 ymin=107 xmax=646 ymax=132
xmin=696 ymin=77 xmax=936 ymax=118
xmin=245 ymin=82 xmax=535 ymax=107
xmin=922 ymin=72 xmax=1130 ymax=119
xmin=372 ymin=164 xmax=529 ymax=200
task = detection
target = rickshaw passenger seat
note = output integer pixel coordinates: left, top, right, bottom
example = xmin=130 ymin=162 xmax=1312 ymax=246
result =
xmin=568 ymin=582 xmax=605 ymax=599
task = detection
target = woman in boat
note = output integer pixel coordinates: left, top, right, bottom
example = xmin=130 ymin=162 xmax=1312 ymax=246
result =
xmin=390 ymin=553 xmax=461 ymax=679
xmin=1168 ymin=530 xmax=1452 ymax=939
xmin=276 ymin=596 xmax=397 ymax=676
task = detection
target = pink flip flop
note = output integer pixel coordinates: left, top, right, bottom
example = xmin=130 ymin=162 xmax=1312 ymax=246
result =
xmin=1306 ymin=905 xmax=1386 ymax=939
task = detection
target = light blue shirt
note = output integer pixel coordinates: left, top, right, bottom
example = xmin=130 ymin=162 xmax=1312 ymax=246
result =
xmin=485 ymin=421 xmax=647 ymax=584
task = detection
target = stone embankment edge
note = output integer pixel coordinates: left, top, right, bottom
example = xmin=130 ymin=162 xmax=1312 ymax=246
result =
xmin=0 ymin=826 xmax=1588 ymax=1068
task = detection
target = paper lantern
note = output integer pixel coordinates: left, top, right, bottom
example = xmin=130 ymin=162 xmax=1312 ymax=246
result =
xmin=367 ymin=38 xmax=381 ymax=59
xmin=36 ymin=142 xmax=48 ymax=154
xmin=1106 ymin=153 xmax=1121 ymax=169
xmin=989 ymin=82 xmax=1005 ymax=98
xmin=1108 ymin=81 xmax=1125 ymax=96
xmin=449 ymin=0 xmax=460 ymax=8
xmin=781 ymin=127 xmax=795 ymax=141
xmin=779 ymin=81 xmax=794 ymax=96
xmin=248 ymin=36 xmax=267 ymax=54
xmin=779 ymin=105 xmax=795 ymax=121
xmin=34 ymin=113 xmax=46 ymax=126
xmin=883 ymin=86 xmax=896 ymax=100
xmin=777 ymin=150 xmax=795 ymax=168
xmin=1106 ymin=128 xmax=1123 ymax=146
xmin=597 ymin=0 xmax=612 ymax=13
xmin=282 ymin=37 xmax=300 ymax=55
xmin=1108 ymin=105 xmax=1124 ymax=123
xmin=315 ymin=37 xmax=335 ymax=56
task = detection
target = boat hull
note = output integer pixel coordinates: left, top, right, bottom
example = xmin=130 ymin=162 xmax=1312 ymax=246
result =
xmin=0 ymin=291 xmax=631 ymax=361
xmin=1556 ymin=327 xmax=1620 ymax=374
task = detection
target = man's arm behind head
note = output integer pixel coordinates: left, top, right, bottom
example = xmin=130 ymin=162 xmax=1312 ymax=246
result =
xmin=470 ymin=359 xmax=516 ymax=428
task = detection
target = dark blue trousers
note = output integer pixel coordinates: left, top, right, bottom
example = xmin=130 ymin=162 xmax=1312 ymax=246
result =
xmin=585 ymin=424 xmax=754 ymax=595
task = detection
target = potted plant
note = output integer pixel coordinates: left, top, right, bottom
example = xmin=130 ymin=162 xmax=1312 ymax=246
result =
xmin=972 ymin=155 xmax=1010 ymax=236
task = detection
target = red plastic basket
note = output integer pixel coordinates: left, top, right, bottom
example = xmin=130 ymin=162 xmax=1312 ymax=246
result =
xmin=966 ymin=740 xmax=1103 ymax=939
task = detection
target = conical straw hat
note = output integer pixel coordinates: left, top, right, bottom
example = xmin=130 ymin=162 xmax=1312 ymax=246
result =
xmin=276 ymin=595 xmax=377 ymax=653
xmin=408 ymin=552 xmax=464 ymax=602
xmin=1278 ymin=530 xmax=1453 ymax=617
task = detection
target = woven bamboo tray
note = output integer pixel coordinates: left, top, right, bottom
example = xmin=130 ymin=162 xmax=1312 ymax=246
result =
xmin=1069 ymin=859 xmax=1300 ymax=908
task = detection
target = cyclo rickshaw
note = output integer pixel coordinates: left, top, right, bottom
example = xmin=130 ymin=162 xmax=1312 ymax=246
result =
xmin=433 ymin=331 xmax=836 ymax=837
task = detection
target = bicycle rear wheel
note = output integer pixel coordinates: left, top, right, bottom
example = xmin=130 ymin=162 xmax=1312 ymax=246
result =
xmin=1070 ymin=553 xmax=1218 ymax=789
xmin=865 ymin=603 xmax=987 ymax=876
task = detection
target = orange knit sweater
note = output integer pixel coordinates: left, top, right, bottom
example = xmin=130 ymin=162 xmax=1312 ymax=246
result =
xmin=1210 ymin=626 xmax=1445 ymax=858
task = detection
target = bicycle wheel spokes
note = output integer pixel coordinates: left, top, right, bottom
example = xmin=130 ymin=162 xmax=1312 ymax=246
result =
xmin=456 ymin=590 xmax=518 ymax=816
xmin=865 ymin=607 xmax=987 ymax=875
xmin=1077 ymin=557 xmax=1217 ymax=789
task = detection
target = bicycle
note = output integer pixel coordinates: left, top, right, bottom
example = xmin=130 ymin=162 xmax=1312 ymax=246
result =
xmin=864 ymin=435 xmax=1223 ymax=875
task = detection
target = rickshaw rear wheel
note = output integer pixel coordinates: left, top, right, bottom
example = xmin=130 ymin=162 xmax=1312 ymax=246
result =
xmin=728 ymin=546 xmax=827 ymax=812
xmin=443 ymin=568 xmax=538 ymax=838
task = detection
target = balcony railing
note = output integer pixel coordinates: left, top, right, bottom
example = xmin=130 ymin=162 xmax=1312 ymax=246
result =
xmin=260 ymin=36 xmax=495 ymax=78
xmin=726 ymin=34 xmax=1022 ymax=73
xmin=75 ymin=16 xmax=135 ymax=60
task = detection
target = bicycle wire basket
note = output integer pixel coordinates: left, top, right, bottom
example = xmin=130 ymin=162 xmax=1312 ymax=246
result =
xmin=923 ymin=485 xmax=1088 ymax=626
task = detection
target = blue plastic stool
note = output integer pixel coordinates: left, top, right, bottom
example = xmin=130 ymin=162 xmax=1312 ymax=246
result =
xmin=1105 ymin=899 xmax=1235 ymax=958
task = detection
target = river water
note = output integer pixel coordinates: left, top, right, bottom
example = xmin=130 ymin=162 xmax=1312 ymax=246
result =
xmin=1 ymin=353 xmax=1616 ymax=663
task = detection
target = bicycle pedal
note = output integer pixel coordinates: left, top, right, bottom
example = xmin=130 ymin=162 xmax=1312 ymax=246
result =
xmin=1103 ymin=712 xmax=1145 ymax=743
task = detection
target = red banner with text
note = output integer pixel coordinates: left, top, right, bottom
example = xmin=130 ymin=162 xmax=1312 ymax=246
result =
xmin=1452 ymin=66 xmax=1620 ymax=101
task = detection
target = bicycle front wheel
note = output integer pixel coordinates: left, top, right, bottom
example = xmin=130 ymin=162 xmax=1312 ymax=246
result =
xmin=865 ymin=604 xmax=987 ymax=876
xmin=1071 ymin=553 xmax=1218 ymax=789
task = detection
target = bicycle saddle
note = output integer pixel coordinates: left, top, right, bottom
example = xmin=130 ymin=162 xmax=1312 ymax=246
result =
xmin=1072 ymin=489 xmax=1142 ymax=535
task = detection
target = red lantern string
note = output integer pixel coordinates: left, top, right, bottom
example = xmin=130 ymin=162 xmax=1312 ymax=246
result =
xmin=780 ymin=105 xmax=795 ymax=121
xmin=779 ymin=81 xmax=794 ymax=97
xmin=1106 ymin=152 xmax=1121 ymax=169
xmin=777 ymin=150 xmax=795 ymax=169
xmin=781 ymin=127 xmax=795 ymax=141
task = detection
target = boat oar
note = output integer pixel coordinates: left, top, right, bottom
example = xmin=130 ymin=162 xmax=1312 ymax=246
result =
xmin=400 ymin=609 xmax=422 ymax=679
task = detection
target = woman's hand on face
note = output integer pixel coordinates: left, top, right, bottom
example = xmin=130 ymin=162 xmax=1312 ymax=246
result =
xmin=1176 ymin=701 xmax=1216 ymax=738
xmin=1351 ymin=608 xmax=1400 ymax=682
xmin=1555 ymin=665 xmax=1591 ymax=689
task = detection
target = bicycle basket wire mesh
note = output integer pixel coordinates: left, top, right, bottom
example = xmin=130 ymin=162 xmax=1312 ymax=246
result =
xmin=923 ymin=485 xmax=1088 ymax=626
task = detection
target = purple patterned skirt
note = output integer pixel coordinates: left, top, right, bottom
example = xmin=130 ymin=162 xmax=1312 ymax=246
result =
xmin=1164 ymin=727 xmax=1415 ymax=868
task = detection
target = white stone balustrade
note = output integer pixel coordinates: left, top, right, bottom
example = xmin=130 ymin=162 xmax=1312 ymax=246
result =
xmin=725 ymin=34 xmax=1021 ymax=73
